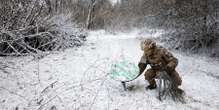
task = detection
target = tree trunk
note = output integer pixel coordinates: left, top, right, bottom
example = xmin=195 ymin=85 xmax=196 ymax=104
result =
xmin=86 ymin=0 xmax=96 ymax=29
xmin=202 ymin=0 xmax=208 ymax=36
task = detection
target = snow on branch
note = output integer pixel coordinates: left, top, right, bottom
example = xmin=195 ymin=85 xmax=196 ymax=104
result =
xmin=0 ymin=0 xmax=87 ymax=57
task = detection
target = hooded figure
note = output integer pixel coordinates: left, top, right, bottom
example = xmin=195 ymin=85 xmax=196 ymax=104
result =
xmin=138 ymin=39 xmax=182 ymax=89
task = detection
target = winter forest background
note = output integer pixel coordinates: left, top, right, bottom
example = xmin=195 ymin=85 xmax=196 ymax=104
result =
xmin=0 ymin=0 xmax=218 ymax=57
xmin=0 ymin=0 xmax=219 ymax=110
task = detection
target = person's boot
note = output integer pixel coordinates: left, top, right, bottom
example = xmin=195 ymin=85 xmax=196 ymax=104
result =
xmin=146 ymin=84 xmax=157 ymax=90
xmin=176 ymin=88 xmax=185 ymax=95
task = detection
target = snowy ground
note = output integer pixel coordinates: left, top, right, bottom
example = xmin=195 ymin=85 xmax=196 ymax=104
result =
xmin=0 ymin=30 xmax=219 ymax=110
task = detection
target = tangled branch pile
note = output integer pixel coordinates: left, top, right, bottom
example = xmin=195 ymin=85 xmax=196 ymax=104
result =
xmin=157 ymin=71 xmax=185 ymax=103
xmin=0 ymin=0 xmax=87 ymax=56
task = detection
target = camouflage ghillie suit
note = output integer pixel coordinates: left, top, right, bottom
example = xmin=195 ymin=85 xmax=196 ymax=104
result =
xmin=138 ymin=39 xmax=182 ymax=89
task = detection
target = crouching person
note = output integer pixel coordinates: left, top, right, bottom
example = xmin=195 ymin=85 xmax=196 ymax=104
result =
xmin=138 ymin=39 xmax=182 ymax=90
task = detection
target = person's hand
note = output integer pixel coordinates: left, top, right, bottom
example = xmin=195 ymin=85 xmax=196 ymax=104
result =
xmin=166 ymin=62 xmax=175 ymax=71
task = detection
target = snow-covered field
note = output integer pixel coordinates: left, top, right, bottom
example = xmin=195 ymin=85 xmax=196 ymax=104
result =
xmin=0 ymin=30 xmax=219 ymax=110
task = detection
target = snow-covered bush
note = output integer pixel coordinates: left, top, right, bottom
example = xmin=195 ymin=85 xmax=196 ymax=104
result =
xmin=161 ymin=16 xmax=218 ymax=55
xmin=0 ymin=0 xmax=87 ymax=56
xmin=35 ymin=14 xmax=87 ymax=50
xmin=142 ymin=0 xmax=219 ymax=57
